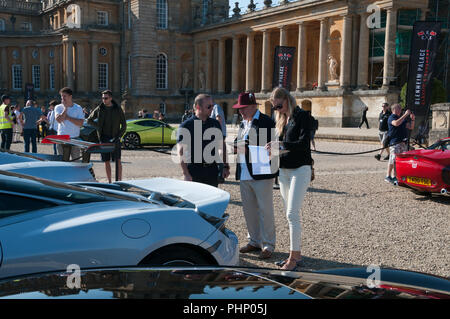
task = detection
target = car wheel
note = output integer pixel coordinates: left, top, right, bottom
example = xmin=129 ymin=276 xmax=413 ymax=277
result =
xmin=123 ymin=132 xmax=141 ymax=149
xmin=139 ymin=245 xmax=215 ymax=266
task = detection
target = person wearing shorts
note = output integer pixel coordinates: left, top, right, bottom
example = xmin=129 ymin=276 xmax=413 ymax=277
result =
xmin=385 ymin=104 xmax=415 ymax=184
xmin=87 ymin=90 xmax=127 ymax=183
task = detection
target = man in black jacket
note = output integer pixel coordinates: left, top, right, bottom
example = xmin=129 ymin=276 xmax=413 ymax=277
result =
xmin=233 ymin=92 xmax=278 ymax=260
xmin=87 ymin=90 xmax=127 ymax=183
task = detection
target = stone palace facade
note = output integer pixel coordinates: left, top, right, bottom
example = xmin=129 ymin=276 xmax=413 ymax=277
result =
xmin=0 ymin=0 xmax=443 ymax=126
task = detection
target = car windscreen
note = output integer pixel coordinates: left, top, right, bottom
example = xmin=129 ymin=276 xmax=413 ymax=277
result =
xmin=0 ymin=171 xmax=116 ymax=204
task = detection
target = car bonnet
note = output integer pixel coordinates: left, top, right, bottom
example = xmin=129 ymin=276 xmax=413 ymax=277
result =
xmin=120 ymin=178 xmax=230 ymax=219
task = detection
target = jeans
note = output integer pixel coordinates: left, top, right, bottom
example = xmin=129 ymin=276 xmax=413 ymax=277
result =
xmin=23 ymin=128 xmax=38 ymax=153
xmin=1 ymin=128 xmax=13 ymax=150
xmin=279 ymin=165 xmax=311 ymax=251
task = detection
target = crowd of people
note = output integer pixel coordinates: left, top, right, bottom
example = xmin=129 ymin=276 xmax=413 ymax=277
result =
xmin=0 ymin=88 xmax=126 ymax=184
xmin=137 ymin=109 xmax=166 ymax=122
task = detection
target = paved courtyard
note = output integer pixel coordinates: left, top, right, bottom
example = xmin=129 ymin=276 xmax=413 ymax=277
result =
xmin=9 ymin=138 xmax=450 ymax=278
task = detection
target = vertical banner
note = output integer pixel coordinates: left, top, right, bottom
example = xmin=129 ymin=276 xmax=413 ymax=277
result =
xmin=406 ymin=21 xmax=441 ymax=118
xmin=273 ymin=46 xmax=296 ymax=91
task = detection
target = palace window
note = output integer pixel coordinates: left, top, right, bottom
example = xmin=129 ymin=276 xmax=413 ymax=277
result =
xmin=98 ymin=63 xmax=108 ymax=90
xmin=156 ymin=54 xmax=168 ymax=89
xmin=12 ymin=65 xmax=22 ymax=90
xmin=0 ymin=19 xmax=5 ymax=32
xmin=157 ymin=0 xmax=168 ymax=29
xmin=32 ymin=65 xmax=40 ymax=90
xmin=202 ymin=0 xmax=208 ymax=24
xmin=21 ymin=22 xmax=32 ymax=32
xmin=49 ymin=64 xmax=55 ymax=90
xmin=97 ymin=11 xmax=109 ymax=26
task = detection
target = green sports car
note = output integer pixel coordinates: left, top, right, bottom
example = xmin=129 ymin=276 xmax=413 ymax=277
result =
xmin=122 ymin=119 xmax=177 ymax=149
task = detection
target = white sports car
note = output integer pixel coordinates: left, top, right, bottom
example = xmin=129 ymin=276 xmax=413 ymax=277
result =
xmin=0 ymin=149 xmax=96 ymax=182
xmin=0 ymin=171 xmax=239 ymax=279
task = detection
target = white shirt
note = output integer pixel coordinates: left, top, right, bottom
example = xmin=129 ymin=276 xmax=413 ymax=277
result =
xmin=238 ymin=110 xmax=260 ymax=181
xmin=54 ymin=103 xmax=84 ymax=138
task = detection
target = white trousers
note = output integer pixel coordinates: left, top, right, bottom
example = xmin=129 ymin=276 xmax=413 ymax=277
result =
xmin=279 ymin=165 xmax=311 ymax=251
xmin=240 ymin=178 xmax=276 ymax=252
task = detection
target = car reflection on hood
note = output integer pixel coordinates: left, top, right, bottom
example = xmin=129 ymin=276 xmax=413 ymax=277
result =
xmin=0 ymin=267 xmax=449 ymax=299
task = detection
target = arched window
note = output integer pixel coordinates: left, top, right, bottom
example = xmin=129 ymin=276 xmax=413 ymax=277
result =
xmin=156 ymin=53 xmax=168 ymax=89
xmin=157 ymin=0 xmax=167 ymax=29
xmin=0 ymin=19 xmax=5 ymax=32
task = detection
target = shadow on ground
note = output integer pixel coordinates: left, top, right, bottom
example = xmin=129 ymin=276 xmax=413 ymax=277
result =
xmin=239 ymin=251 xmax=361 ymax=272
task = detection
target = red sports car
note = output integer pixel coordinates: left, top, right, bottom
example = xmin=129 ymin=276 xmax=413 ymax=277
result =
xmin=395 ymin=137 xmax=450 ymax=196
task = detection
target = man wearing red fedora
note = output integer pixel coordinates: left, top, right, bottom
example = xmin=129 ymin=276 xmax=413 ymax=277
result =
xmin=233 ymin=92 xmax=278 ymax=259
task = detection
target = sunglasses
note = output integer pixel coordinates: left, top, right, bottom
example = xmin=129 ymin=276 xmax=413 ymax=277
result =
xmin=272 ymin=104 xmax=283 ymax=110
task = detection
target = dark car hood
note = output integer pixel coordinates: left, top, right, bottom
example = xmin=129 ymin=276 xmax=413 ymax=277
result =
xmin=0 ymin=267 xmax=448 ymax=299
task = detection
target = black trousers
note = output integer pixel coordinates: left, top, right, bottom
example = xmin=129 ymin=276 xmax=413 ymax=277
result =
xmin=187 ymin=164 xmax=219 ymax=187
xmin=0 ymin=128 xmax=13 ymax=150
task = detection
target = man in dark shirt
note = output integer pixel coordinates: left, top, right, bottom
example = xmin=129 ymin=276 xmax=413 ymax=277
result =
xmin=385 ymin=104 xmax=415 ymax=184
xmin=87 ymin=90 xmax=127 ymax=183
xmin=375 ymin=103 xmax=391 ymax=161
xmin=177 ymin=94 xmax=229 ymax=187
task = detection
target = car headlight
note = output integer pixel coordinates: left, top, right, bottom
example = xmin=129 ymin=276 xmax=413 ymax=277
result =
xmin=198 ymin=211 xmax=229 ymax=234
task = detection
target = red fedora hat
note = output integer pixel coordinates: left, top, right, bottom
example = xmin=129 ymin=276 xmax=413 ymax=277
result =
xmin=232 ymin=92 xmax=259 ymax=109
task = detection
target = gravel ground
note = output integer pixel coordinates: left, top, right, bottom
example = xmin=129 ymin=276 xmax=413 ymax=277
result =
xmin=9 ymin=139 xmax=450 ymax=278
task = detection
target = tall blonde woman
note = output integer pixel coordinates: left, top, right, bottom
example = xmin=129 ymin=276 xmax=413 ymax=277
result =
xmin=266 ymin=87 xmax=313 ymax=271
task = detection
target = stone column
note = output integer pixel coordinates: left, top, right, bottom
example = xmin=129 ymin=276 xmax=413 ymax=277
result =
xmin=296 ymin=22 xmax=306 ymax=91
xmin=66 ymin=40 xmax=74 ymax=89
xmin=54 ymin=45 xmax=62 ymax=91
xmin=218 ymin=37 xmax=226 ymax=94
xmin=91 ymin=41 xmax=98 ymax=92
xmin=317 ymin=18 xmax=328 ymax=90
xmin=339 ymin=14 xmax=352 ymax=88
xmin=194 ymin=42 xmax=199 ymax=92
xmin=21 ymin=46 xmax=28 ymax=91
xmin=76 ymin=42 xmax=87 ymax=92
xmin=206 ymin=40 xmax=212 ymax=93
xmin=261 ymin=29 xmax=271 ymax=93
xmin=113 ymin=43 xmax=120 ymax=93
xmin=382 ymin=8 xmax=397 ymax=89
xmin=0 ymin=47 xmax=7 ymax=89
xmin=246 ymin=32 xmax=255 ymax=92
xmin=279 ymin=25 xmax=287 ymax=46
xmin=231 ymin=35 xmax=240 ymax=93
xmin=357 ymin=12 xmax=370 ymax=89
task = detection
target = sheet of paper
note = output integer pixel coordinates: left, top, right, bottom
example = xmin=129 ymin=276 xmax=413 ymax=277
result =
xmin=248 ymin=145 xmax=272 ymax=175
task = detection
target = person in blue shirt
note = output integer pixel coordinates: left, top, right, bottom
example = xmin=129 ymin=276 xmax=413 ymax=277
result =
xmin=385 ymin=104 xmax=415 ymax=184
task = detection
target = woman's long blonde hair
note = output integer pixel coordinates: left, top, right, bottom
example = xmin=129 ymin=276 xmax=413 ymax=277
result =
xmin=270 ymin=87 xmax=297 ymax=137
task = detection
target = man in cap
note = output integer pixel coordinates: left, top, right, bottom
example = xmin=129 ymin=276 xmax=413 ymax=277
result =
xmin=233 ymin=92 xmax=278 ymax=260
xmin=0 ymin=95 xmax=13 ymax=150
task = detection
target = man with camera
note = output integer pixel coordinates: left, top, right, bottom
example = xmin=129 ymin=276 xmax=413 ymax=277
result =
xmin=385 ymin=104 xmax=415 ymax=184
